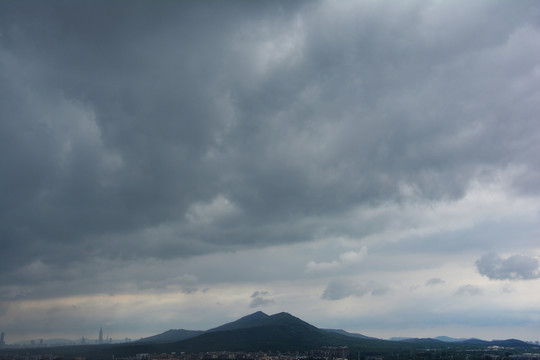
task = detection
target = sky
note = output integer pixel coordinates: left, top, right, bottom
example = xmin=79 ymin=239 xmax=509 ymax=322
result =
xmin=1 ymin=0 xmax=540 ymax=344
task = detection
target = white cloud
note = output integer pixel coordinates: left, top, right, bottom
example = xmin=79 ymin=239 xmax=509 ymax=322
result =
xmin=306 ymin=247 xmax=367 ymax=273
xmin=186 ymin=195 xmax=240 ymax=225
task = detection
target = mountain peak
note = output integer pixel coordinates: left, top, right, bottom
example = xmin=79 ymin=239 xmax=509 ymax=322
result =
xmin=250 ymin=311 xmax=269 ymax=318
xmin=207 ymin=311 xmax=270 ymax=332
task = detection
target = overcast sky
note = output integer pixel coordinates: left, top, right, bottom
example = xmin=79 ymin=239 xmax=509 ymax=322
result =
xmin=1 ymin=0 xmax=540 ymax=344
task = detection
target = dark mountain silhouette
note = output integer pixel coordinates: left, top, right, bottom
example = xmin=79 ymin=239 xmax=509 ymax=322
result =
xmin=117 ymin=312 xmax=537 ymax=354
xmin=165 ymin=312 xmax=395 ymax=353
xmin=207 ymin=310 xmax=270 ymax=332
xmin=1 ymin=311 xmax=536 ymax=360
xmin=137 ymin=311 xmax=333 ymax=346
xmin=137 ymin=311 xmax=271 ymax=344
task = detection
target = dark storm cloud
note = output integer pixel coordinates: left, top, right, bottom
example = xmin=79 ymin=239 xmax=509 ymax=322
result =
xmin=476 ymin=253 xmax=540 ymax=280
xmin=1 ymin=0 xmax=540 ymax=300
xmin=0 ymin=1 xmax=306 ymax=288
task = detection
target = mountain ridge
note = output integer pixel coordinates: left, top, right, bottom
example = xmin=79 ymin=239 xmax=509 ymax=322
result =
xmin=137 ymin=311 xmax=534 ymax=348
xmin=5 ymin=311 xmax=535 ymax=359
xmin=207 ymin=311 xmax=270 ymax=332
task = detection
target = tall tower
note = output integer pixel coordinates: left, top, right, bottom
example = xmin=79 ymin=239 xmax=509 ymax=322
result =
xmin=98 ymin=327 xmax=103 ymax=344
xmin=0 ymin=332 xmax=5 ymax=347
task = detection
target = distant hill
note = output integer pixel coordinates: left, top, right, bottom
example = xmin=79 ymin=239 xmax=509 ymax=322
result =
xmin=393 ymin=337 xmax=532 ymax=349
xmin=461 ymin=338 xmax=531 ymax=347
xmin=321 ymin=329 xmax=378 ymax=340
xmin=395 ymin=338 xmax=448 ymax=348
xmin=491 ymin=339 xmax=531 ymax=347
xmin=388 ymin=337 xmax=412 ymax=341
xmin=434 ymin=336 xmax=469 ymax=342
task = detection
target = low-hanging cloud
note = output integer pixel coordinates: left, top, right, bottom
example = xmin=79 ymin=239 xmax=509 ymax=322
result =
xmin=476 ymin=253 xmax=540 ymax=280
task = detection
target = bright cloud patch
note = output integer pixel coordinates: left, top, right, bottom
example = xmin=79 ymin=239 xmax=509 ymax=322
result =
xmin=306 ymin=247 xmax=368 ymax=273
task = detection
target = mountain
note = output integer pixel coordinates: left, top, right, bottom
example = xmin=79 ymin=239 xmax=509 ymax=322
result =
xmin=124 ymin=312 xmax=537 ymax=354
xmin=137 ymin=329 xmax=204 ymax=343
xmin=136 ymin=312 xmax=270 ymax=344
xmin=491 ymin=339 xmax=531 ymax=347
xmin=2 ymin=311 xmax=536 ymax=359
xmin=322 ymin=329 xmax=378 ymax=340
xmin=171 ymin=312 xmax=325 ymax=351
xmin=461 ymin=338 xmax=531 ymax=347
xmin=136 ymin=311 xmax=271 ymax=344
xmin=388 ymin=337 xmax=412 ymax=341
xmin=207 ymin=311 xmax=270 ymax=332
xmin=392 ymin=337 xmax=532 ymax=350
xmin=164 ymin=312 xmax=395 ymax=353
xmin=434 ymin=336 xmax=469 ymax=342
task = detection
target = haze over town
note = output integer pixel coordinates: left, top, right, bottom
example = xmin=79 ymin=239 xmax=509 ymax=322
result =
xmin=1 ymin=0 xmax=540 ymax=345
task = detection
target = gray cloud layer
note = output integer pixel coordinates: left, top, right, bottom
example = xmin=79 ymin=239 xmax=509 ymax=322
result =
xmin=1 ymin=0 xmax=540 ymax=303
xmin=476 ymin=253 xmax=540 ymax=280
